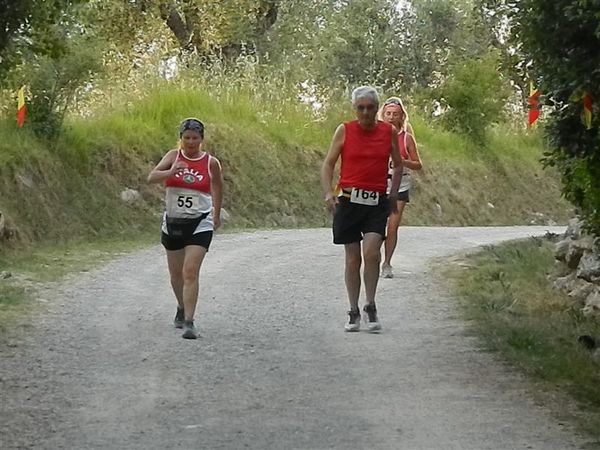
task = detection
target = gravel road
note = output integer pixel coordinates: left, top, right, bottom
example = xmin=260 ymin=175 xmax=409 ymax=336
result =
xmin=0 ymin=226 xmax=587 ymax=450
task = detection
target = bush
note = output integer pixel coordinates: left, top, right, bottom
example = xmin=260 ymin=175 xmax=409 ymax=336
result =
xmin=438 ymin=51 xmax=510 ymax=144
xmin=15 ymin=36 xmax=102 ymax=139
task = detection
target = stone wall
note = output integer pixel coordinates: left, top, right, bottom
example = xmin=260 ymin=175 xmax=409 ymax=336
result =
xmin=553 ymin=218 xmax=600 ymax=317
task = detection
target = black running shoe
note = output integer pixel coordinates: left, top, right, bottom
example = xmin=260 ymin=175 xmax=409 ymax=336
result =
xmin=182 ymin=320 xmax=198 ymax=339
xmin=363 ymin=303 xmax=381 ymax=332
xmin=174 ymin=307 xmax=185 ymax=329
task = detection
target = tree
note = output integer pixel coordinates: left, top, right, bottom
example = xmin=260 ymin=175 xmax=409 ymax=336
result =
xmin=0 ymin=0 xmax=83 ymax=79
xmin=438 ymin=50 xmax=510 ymax=143
xmin=2 ymin=1 xmax=103 ymax=138
xmin=316 ymin=0 xmax=400 ymax=87
xmin=85 ymin=0 xmax=279 ymax=58
xmin=475 ymin=0 xmax=532 ymax=109
xmin=513 ymin=0 xmax=600 ymax=233
xmin=390 ymin=0 xmax=493 ymax=91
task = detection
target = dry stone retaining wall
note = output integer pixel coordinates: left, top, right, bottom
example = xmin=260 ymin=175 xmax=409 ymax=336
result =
xmin=553 ymin=218 xmax=600 ymax=317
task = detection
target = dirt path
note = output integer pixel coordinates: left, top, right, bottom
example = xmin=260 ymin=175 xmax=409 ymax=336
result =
xmin=0 ymin=226 xmax=586 ymax=449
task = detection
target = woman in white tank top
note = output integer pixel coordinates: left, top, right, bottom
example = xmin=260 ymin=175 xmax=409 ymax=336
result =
xmin=147 ymin=118 xmax=223 ymax=339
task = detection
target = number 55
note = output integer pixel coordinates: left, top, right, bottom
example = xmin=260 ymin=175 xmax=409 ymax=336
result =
xmin=177 ymin=196 xmax=193 ymax=208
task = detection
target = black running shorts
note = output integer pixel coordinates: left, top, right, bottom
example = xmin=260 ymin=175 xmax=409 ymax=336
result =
xmin=397 ymin=189 xmax=410 ymax=203
xmin=161 ymin=230 xmax=213 ymax=251
xmin=332 ymin=196 xmax=390 ymax=244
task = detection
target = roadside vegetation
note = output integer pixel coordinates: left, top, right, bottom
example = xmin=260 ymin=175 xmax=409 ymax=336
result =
xmin=446 ymin=237 xmax=600 ymax=440
xmin=0 ymin=232 xmax=155 ymax=334
xmin=1 ymin=80 xmax=571 ymax=244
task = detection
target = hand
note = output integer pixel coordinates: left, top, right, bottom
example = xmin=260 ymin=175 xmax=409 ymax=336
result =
xmin=324 ymin=192 xmax=338 ymax=214
xmin=213 ymin=214 xmax=221 ymax=231
xmin=170 ymin=160 xmax=188 ymax=175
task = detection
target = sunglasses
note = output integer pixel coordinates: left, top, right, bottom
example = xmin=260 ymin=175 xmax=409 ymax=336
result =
xmin=355 ymin=104 xmax=377 ymax=112
xmin=180 ymin=118 xmax=205 ymax=136
xmin=183 ymin=119 xmax=204 ymax=128
xmin=384 ymin=98 xmax=402 ymax=106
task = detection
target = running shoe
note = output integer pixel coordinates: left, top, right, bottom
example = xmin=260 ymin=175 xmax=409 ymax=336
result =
xmin=174 ymin=307 xmax=185 ymax=329
xmin=363 ymin=303 xmax=381 ymax=332
xmin=344 ymin=309 xmax=361 ymax=332
xmin=182 ymin=320 xmax=198 ymax=339
xmin=381 ymin=264 xmax=394 ymax=279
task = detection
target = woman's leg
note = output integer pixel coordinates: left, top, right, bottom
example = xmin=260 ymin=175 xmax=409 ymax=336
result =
xmin=383 ymin=201 xmax=407 ymax=266
xmin=166 ymin=249 xmax=186 ymax=309
xmin=181 ymin=245 xmax=208 ymax=322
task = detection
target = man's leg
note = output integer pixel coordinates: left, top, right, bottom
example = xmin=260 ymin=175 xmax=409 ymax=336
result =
xmin=363 ymin=232 xmax=384 ymax=305
xmin=344 ymin=242 xmax=362 ymax=311
xmin=363 ymin=232 xmax=384 ymax=331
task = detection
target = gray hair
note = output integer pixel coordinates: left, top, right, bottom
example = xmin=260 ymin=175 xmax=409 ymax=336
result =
xmin=351 ymin=86 xmax=379 ymax=107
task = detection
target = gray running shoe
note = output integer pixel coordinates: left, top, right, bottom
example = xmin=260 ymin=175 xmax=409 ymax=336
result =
xmin=363 ymin=303 xmax=381 ymax=332
xmin=182 ymin=320 xmax=198 ymax=339
xmin=174 ymin=307 xmax=185 ymax=329
xmin=344 ymin=309 xmax=361 ymax=332
xmin=381 ymin=264 xmax=393 ymax=278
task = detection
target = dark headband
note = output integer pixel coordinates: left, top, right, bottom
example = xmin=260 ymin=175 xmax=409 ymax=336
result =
xmin=179 ymin=118 xmax=205 ymax=138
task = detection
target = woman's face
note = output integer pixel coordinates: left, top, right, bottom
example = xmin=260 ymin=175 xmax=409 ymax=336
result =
xmin=181 ymin=130 xmax=203 ymax=152
xmin=383 ymin=107 xmax=405 ymax=128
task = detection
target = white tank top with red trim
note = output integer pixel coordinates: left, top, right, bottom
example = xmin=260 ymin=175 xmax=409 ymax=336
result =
xmin=161 ymin=150 xmax=214 ymax=234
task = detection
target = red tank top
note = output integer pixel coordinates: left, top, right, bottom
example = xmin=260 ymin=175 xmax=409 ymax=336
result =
xmin=388 ymin=131 xmax=409 ymax=172
xmin=339 ymin=121 xmax=392 ymax=193
xmin=164 ymin=150 xmax=211 ymax=194
xmin=398 ymin=131 xmax=409 ymax=160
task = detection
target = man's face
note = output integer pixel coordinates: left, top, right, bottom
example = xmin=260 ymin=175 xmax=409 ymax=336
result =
xmin=354 ymin=99 xmax=378 ymax=127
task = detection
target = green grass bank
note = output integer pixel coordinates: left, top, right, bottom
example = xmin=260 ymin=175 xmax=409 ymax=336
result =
xmin=0 ymin=85 xmax=571 ymax=245
xmin=0 ymin=83 xmax=573 ymax=324
xmin=446 ymin=237 xmax=600 ymax=441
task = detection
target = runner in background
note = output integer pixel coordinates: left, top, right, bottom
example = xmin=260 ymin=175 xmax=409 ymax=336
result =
xmin=379 ymin=97 xmax=422 ymax=279
xmin=321 ymin=86 xmax=403 ymax=332
xmin=148 ymin=118 xmax=223 ymax=339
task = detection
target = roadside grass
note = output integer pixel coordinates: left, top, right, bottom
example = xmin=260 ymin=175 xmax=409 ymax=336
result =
xmin=395 ymin=115 xmax=572 ymax=226
xmin=0 ymin=74 xmax=573 ymax=248
xmin=0 ymin=284 xmax=28 ymax=333
xmin=446 ymin=237 xmax=600 ymax=441
xmin=0 ymin=231 xmax=155 ymax=332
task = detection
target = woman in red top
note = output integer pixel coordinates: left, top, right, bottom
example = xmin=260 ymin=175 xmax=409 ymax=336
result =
xmin=148 ymin=118 xmax=223 ymax=339
xmin=379 ymin=97 xmax=422 ymax=278
xmin=321 ymin=86 xmax=403 ymax=332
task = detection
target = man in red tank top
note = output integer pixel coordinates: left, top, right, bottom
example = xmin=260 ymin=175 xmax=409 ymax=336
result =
xmin=321 ymin=86 xmax=403 ymax=332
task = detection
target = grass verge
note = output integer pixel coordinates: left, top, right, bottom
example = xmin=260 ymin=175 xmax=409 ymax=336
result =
xmin=0 ymin=77 xmax=573 ymax=249
xmin=445 ymin=236 xmax=600 ymax=442
xmin=0 ymin=231 xmax=155 ymax=332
